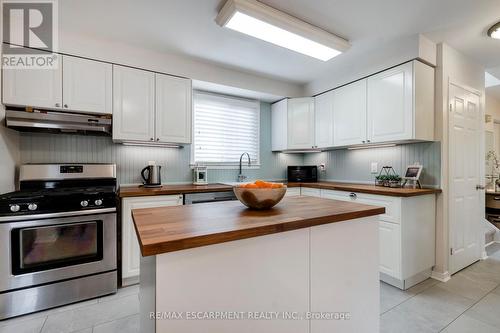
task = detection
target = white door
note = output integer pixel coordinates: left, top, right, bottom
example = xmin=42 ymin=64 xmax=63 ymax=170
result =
xmin=121 ymin=195 xmax=183 ymax=285
xmin=2 ymin=54 xmax=62 ymax=109
xmin=333 ymin=80 xmax=367 ymax=146
xmin=367 ymin=62 xmax=413 ymax=143
xmin=314 ymin=91 xmax=334 ymax=148
xmin=112 ymin=65 xmax=155 ymax=142
xmin=271 ymin=99 xmax=288 ymax=151
xmin=62 ymin=56 xmax=112 ymax=114
xmin=287 ymin=97 xmax=315 ymax=149
xmin=379 ymin=221 xmax=401 ymax=279
xmin=449 ymin=83 xmax=482 ymax=274
xmin=155 ymin=74 xmax=192 ymax=144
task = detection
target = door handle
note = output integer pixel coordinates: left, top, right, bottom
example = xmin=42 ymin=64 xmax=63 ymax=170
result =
xmin=476 ymin=185 xmax=485 ymax=190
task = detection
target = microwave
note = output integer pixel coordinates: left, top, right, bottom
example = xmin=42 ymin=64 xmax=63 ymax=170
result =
xmin=287 ymin=166 xmax=318 ymax=182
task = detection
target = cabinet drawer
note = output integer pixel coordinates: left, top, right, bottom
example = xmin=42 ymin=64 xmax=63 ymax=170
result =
xmin=285 ymin=187 xmax=301 ymax=197
xmin=301 ymin=187 xmax=321 ymax=197
xmin=320 ymin=189 xmax=400 ymax=223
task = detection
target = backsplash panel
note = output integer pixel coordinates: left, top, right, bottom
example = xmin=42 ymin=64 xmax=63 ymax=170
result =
xmin=19 ymin=102 xmax=303 ymax=185
xmin=303 ymin=142 xmax=441 ymax=186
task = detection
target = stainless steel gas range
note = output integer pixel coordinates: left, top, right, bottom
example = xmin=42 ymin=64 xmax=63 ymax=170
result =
xmin=0 ymin=164 xmax=117 ymax=319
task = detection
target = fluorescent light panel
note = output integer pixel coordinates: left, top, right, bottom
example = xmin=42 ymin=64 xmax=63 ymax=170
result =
xmin=347 ymin=144 xmax=397 ymax=150
xmin=216 ymin=0 xmax=350 ymax=61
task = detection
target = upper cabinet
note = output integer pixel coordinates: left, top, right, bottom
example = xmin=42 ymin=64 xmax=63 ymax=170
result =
xmin=288 ymin=98 xmax=315 ymax=150
xmin=271 ymin=60 xmax=435 ymax=151
xmin=314 ymin=91 xmax=334 ymax=149
xmin=112 ymin=65 xmax=192 ymax=145
xmin=2 ymin=53 xmax=62 ymax=110
xmin=155 ymin=74 xmax=192 ymax=144
xmin=112 ymin=65 xmax=156 ymax=142
xmin=333 ymin=80 xmax=368 ymax=146
xmin=62 ymin=56 xmax=112 ymax=114
xmin=2 ymin=50 xmax=112 ymax=115
xmin=271 ymin=97 xmax=315 ymax=151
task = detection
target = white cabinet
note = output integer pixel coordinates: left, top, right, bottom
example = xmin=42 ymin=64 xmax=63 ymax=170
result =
xmin=113 ymin=65 xmax=192 ymax=144
xmin=366 ymin=61 xmax=434 ymax=144
xmin=62 ymin=56 xmax=112 ymax=114
xmin=113 ymin=65 xmax=156 ymax=142
xmin=2 ymin=53 xmax=62 ymax=109
xmin=320 ymin=188 xmax=435 ymax=290
xmin=2 ymin=50 xmax=113 ymax=115
xmin=300 ymin=187 xmax=321 ymax=197
xmin=288 ymin=98 xmax=315 ymax=150
xmin=155 ymin=74 xmax=192 ymax=144
xmin=121 ymin=194 xmax=182 ymax=285
xmin=333 ymin=80 xmax=368 ymax=146
xmin=314 ymin=91 xmax=334 ymax=149
xmin=271 ymin=97 xmax=314 ymax=151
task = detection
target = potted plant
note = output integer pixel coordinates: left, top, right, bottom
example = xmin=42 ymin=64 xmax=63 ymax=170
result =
xmin=375 ymin=175 xmax=386 ymax=186
xmin=388 ymin=175 xmax=402 ymax=188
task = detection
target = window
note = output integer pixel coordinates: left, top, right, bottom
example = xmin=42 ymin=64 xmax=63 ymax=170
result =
xmin=192 ymin=91 xmax=260 ymax=166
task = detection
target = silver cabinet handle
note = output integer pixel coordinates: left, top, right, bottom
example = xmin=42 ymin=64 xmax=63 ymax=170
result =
xmin=64 ymin=104 xmax=68 ymax=108
xmin=476 ymin=185 xmax=485 ymax=190
xmin=156 ymin=138 xmax=160 ymax=141
xmin=349 ymin=192 xmax=357 ymax=199
xmin=362 ymin=140 xmax=366 ymax=143
xmin=367 ymin=140 xmax=371 ymax=143
xmin=150 ymin=138 xmax=154 ymax=141
xmin=55 ymin=103 xmax=60 ymax=107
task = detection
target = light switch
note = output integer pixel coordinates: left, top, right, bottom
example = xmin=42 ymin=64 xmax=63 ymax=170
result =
xmin=370 ymin=162 xmax=378 ymax=174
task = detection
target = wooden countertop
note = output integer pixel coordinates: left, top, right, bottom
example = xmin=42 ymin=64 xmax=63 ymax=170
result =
xmin=132 ymin=196 xmax=385 ymax=256
xmin=287 ymin=181 xmax=441 ymax=197
xmin=119 ymin=183 xmax=233 ymax=197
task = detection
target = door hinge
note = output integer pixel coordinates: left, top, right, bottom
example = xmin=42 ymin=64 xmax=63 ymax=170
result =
xmin=449 ymin=104 xmax=453 ymax=112
xmin=450 ymin=248 xmax=453 ymax=255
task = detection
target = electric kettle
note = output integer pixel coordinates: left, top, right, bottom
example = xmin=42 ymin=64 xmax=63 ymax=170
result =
xmin=141 ymin=163 xmax=162 ymax=187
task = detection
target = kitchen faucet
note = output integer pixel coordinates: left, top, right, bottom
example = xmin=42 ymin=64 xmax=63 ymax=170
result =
xmin=238 ymin=152 xmax=251 ymax=182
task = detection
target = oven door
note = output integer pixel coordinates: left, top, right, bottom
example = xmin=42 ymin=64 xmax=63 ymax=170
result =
xmin=0 ymin=210 xmax=116 ymax=292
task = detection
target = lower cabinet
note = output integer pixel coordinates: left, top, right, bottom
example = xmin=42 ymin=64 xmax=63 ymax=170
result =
xmin=121 ymin=194 xmax=183 ymax=285
xmin=303 ymin=187 xmax=435 ymax=289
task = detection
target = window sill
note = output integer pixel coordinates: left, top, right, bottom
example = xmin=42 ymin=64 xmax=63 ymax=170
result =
xmin=190 ymin=164 xmax=261 ymax=170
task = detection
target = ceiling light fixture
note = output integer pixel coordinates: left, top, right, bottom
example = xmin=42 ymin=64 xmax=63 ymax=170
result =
xmin=216 ymin=0 xmax=350 ymax=61
xmin=488 ymin=22 xmax=500 ymax=39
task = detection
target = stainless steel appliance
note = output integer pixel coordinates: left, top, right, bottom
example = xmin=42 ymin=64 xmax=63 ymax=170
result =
xmin=287 ymin=165 xmax=318 ymax=182
xmin=184 ymin=191 xmax=236 ymax=205
xmin=5 ymin=109 xmax=112 ymax=135
xmin=0 ymin=164 xmax=117 ymax=319
xmin=141 ymin=164 xmax=162 ymax=187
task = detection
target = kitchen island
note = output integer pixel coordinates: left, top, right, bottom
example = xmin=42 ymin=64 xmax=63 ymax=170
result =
xmin=133 ymin=196 xmax=384 ymax=333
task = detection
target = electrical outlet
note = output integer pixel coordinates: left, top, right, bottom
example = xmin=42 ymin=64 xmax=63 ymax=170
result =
xmin=319 ymin=163 xmax=326 ymax=171
xmin=370 ymin=162 xmax=378 ymax=174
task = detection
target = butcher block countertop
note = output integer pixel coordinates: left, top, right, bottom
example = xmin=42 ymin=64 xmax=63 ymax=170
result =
xmin=132 ymin=196 xmax=385 ymax=256
xmin=288 ymin=181 xmax=441 ymax=197
xmin=119 ymin=183 xmax=233 ymax=197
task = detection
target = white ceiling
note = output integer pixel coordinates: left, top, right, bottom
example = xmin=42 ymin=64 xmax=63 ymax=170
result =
xmin=59 ymin=0 xmax=500 ymax=85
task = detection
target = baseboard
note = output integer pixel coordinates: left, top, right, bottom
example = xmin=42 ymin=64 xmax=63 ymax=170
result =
xmin=122 ymin=276 xmax=139 ymax=287
xmin=431 ymin=270 xmax=450 ymax=282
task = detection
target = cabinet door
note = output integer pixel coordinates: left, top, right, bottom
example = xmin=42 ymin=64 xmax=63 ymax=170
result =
xmin=367 ymin=62 xmax=413 ymax=143
xmin=287 ymin=97 xmax=315 ymax=149
xmin=62 ymin=56 xmax=112 ymax=114
xmin=378 ymin=221 xmax=401 ymax=279
xmin=333 ymin=80 xmax=367 ymax=146
xmin=2 ymin=54 xmax=62 ymax=109
xmin=271 ymin=99 xmax=288 ymax=151
xmin=155 ymin=74 xmax=192 ymax=144
xmin=113 ymin=65 xmax=155 ymax=142
xmin=314 ymin=91 xmax=334 ymax=148
xmin=122 ymin=195 xmax=183 ymax=285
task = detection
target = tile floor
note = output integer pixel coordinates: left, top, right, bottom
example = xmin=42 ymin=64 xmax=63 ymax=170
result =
xmin=3 ymin=243 xmax=500 ymax=333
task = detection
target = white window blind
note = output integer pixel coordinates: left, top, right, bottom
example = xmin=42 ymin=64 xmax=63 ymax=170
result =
xmin=193 ymin=92 xmax=260 ymax=165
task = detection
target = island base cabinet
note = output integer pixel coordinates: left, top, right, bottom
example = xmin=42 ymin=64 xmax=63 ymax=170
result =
xmin=140 ymin=216 xmax=380 ymax=333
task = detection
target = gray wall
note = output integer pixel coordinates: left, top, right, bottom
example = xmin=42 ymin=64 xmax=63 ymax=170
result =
xmin=303 ymin=142 xmax=441 ymax=187
xmin=19 ymin=102 xmax=303 ymax=185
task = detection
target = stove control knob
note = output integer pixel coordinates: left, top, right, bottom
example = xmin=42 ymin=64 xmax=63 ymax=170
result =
xmin=10 ymin=204 xmax=20 ymax=212
xmin=28 ymin=203 xmax=38 ymax=211
xmin=80 ymin=200 xmax=89 ymax=207
xmin=94 ymin=199 xmax=103 ymax=206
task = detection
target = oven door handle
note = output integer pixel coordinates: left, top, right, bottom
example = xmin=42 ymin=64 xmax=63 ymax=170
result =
xmin=0 ymin=208 xmax=116 ymax=223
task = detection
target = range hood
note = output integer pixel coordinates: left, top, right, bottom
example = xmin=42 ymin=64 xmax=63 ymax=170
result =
xmin=5 ymin=109 xmax=112 ymax=136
